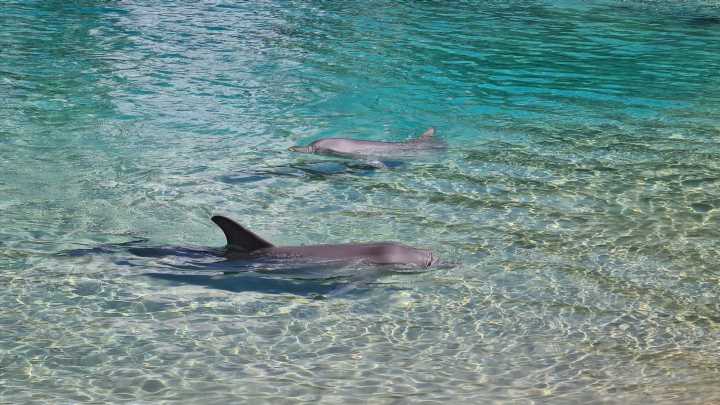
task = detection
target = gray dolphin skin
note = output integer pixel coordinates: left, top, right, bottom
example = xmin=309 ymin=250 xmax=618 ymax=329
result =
xmin=212 ymin=215 xmax=437 ymax=268
xmin=288 ymin=127 xmax=445 ymax=157
xmin=58 ymin=216 xmax=441 ymax=297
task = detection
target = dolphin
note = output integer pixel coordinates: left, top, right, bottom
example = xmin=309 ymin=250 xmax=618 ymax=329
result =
xmin=60 ymin=216 xmax=438 ymax=269
xmin=211 ymin=216 xmax=437 ymax=268
xmin=288 ymin=127 xmax=445 ymax=158
xmin=58 ymin=216 xmax=441 ymax=297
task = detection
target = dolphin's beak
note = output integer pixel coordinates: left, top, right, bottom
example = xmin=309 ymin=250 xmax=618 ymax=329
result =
xmin=289 ymin=146 xmax=312 ymax=153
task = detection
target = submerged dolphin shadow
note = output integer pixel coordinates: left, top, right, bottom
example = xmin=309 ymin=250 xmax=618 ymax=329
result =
xmin=152 ymin=258 xmax=436 ymax=297
xmin=62 ymin=242 xmax=394 ymax=298
xmin=687 ymin=16 xmax=720 ymax=26
xmin=143 ymin=269 xmax=398 ymax=298
xmin=217 ymin=159 xmax=406 ymax=184
xmin=62 ymin=243 xmax=385 ymax=298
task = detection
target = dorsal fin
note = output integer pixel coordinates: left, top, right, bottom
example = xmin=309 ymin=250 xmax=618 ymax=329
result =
xmin=211 ymin=216 xmax=274 ymax=252
xmin=418 ymin=127 xmax=436 ymax=141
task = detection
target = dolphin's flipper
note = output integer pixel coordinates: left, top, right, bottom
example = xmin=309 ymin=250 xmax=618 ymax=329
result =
xmin=325 ymin=279 xmax=370 ymax=297
xmin=365 ymin=160 xmax=389 ymax=169
xmin=211 ymin=216 xmax=274 ymax=252
xmin=417 ymin=127 xmax=436 ymax=141
xmin=323 ymin=268 xmax=383 ymax=298
xmin=363 ymin=160 xmax=406 ymax=170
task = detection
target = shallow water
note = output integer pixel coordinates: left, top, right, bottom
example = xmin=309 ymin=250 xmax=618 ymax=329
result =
xmin=2 ymin=1 xmax=720 ymax=403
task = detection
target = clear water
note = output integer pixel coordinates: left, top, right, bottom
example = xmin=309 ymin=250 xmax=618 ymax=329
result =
xmin=2 ymin=1 xmax=720 ymax=403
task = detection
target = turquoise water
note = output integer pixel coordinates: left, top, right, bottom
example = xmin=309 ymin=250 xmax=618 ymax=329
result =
xmin=2 ymin=0 xmax=720 ymax=403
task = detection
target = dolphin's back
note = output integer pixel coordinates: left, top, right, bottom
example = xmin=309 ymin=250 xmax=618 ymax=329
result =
xmin=265 ymin=243 xmax=434 ymax=267
xmin=291 ymin=127 xmax=445 ymax=157
xmin=212 ymin=216 xmax=436 ymax=267
xmin=313 ymin=138 xmax=404 ymax=155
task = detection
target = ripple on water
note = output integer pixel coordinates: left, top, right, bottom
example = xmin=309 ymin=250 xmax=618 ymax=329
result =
xmin=2 ymin=0 xmax=720 ymax=403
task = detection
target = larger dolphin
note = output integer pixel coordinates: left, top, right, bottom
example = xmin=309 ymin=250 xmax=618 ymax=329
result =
xmin=60 ymin=216 xmax=440 ymax=297
xmin=212 ymin=216 xmax=437 ymax=268
xmin=288 ymin=127 xmax=445 ymax=157
xmin=62 ymin=216 xmax=439 ymax=270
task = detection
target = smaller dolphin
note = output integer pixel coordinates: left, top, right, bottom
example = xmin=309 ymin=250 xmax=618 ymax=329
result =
xmin=288 ymin=127 xmax=445 ymax=158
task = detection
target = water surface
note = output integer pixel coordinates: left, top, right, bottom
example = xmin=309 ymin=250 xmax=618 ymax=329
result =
xmin=1 ymin=1 xmax=720 ymax=403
